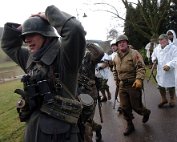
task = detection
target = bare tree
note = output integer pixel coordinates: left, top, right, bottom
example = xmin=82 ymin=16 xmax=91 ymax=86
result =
xmin=107 ymin=28 xmax=118 ymax=40
xmin=94 ymin=0 xmax=172 ymax=40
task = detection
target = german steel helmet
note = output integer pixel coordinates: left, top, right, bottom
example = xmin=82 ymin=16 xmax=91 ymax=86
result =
xmin=21 ymin=16 xmax=58 ymax=39
xmin=86 ymin=42 xmax=101 ymax=49
xmin=116 ymin=34 xmax=129 ymax=43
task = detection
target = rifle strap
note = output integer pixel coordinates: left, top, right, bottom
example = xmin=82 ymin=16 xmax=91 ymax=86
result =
xmin=49 ymin=65 xmax=76 ymax=100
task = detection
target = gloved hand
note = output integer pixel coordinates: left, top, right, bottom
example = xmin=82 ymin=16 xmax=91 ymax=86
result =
xmin=163 ymin=65 xmax=170 ymax=71
xmin=132 ymin=79 xmax=143 ymax=89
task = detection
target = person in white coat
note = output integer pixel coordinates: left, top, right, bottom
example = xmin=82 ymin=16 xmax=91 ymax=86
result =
xmin=166 ymin=29 xmax=177 ymax=46
xmin=110 ymin=39 xmax=118 ymax=61
xmin=166 ymin=30 xmax=177 ymax=97
xmin=95 ymin=53 xmax=111 ymax=102
xmin=151 ymin=34 xmax=177 ymax=108
xmin=109 ymin=39 xmax=123 ymax=113
xmin=145 ymin=38 xmax=158 ymax=65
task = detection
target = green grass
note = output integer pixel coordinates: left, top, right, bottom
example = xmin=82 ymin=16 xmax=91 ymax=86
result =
xmin=0 ymin=61 xmax=24 ymax=79
xmin=0 ymin=61 xmax=17 ymax=69
xmin=0 ymin=80 xmax=25 ymax=142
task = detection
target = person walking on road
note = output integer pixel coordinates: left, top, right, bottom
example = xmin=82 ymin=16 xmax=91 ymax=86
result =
xmin=151 ymin=34 xmax=177 ymax=108
xmin=109 ymin=39 xmax=122 ymax=113
xmin=166 ymin=30 xmax=177 ymax=96
xmin=166 ymin=29 xmax=177 ymax=47
xmin=77 ymin=43 xmax=104 ymax=142
xmin=112 ymin=34 xmax=151 ymax=136
xmin=1 ymin=5 xmax=86 ymax=142
xmin=95 ymin=53 xmax=112 ymax=102
xmin=144 ymin=38 xmax=158 ymax=66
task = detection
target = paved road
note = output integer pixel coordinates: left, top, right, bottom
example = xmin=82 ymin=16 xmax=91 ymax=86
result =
xmin=93 ymin=71 xmax=177 ymax=142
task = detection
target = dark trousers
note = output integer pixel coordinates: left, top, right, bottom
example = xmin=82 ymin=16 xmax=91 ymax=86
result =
xmin=119 ymin=84 xmax=149 ymax=121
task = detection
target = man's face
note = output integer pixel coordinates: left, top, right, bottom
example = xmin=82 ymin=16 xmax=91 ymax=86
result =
xmin=24 ymin=33 xmax=45 ymax=53
xmin=159 ymin=38 xmax=169 ymax=48
xmin=111 ymin=44 xmax=118 ymax=52
xmin=117 ymin=40 xmax=128 ymax=52
xmin=167 ymin=32 xmax=173 ymax=41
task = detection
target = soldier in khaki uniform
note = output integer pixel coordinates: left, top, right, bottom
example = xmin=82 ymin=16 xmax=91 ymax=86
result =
xmin=112 ymin=35 xmax=151 ymax=136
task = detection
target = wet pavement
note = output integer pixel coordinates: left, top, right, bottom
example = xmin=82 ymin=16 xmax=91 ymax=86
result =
xmin=93 ymin=71 xmax=177 ymax=142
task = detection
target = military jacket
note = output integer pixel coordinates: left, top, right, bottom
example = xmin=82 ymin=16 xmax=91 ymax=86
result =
xmin=78 ymin=44 xmax=104 ymax=99
xmin=1 ymin=5 xmax=86 ymax=136
xmin=113 ymin=47 xmax=145 ymax=81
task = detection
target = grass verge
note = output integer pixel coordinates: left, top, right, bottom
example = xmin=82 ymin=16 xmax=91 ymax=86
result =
xmin=0 ymin=80 xmax=25 ymax=142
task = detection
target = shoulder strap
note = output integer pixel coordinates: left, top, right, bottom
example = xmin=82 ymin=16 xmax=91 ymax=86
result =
xmin=49 ymin=65 xmax=77 ymax=100
xmin=56 ymin=79 xmax=76 ymax=100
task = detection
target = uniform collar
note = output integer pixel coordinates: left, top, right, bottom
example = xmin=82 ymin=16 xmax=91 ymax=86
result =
xmin=117 ymin=46 xmax=130 ymax=57
xmin=26 ymin=40 xmax=60 ymax=69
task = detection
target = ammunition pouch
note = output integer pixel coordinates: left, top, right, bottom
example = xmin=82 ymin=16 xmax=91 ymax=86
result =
xmin=40 ymin=95 xmax=83 ymax=124
xmin=40 ymin=94 xmax=94 ymax=124
xmin=78 ymin=75 xmax=95 ymax=91
xmin=16 ymin=75 xmax=92 ymax=124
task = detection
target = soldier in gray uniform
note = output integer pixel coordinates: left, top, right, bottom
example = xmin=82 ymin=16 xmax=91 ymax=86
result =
xmin=112 ymin=35 xmax=151 ymax=136
xmin=1 ymin=5 xmax=86 ymax=142
xmin=77 ymin=43 xmax=104 ymax=142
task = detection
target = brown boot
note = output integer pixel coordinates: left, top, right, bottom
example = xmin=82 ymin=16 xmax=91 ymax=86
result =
xmin=142 ymin=109 xmax=151 ymax=123
xmin=158 ymin=99 xmax=168 ymax=108
xmin=169 ymin=87 xmax=176 ymax=107
xmin=100 ymin=91 xmax=107 ymax=102
xmin=92 ymin=121 xmax=102 ymax=142
xmin=106 ymin=88 xmax=111 ymax=100
xmin=123 ymin=121 xmax=135 ymax=136
xmin=158 ymin=90 xmax=168 ymax=108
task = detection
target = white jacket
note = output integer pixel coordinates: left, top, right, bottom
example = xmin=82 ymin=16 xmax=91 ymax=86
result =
xmin=151 ymin=44 xmax=177 ymax=87
xmin=95 ymin=53 xmax=110 ymax=79
xmin=145 ymin=42 xmax=157 ymax=58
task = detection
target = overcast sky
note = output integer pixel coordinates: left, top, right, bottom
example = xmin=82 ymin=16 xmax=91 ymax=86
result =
xmin=0 ymin=0 xmax=135 ymax=40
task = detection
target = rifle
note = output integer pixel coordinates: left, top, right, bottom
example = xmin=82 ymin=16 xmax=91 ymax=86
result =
xmin=113 ymin=86 xmax=119 ymax=109
xmin=147 ymin=60 xmax=157 ymax=83
xmin=97 ymin=92 xmax=103 ymax=123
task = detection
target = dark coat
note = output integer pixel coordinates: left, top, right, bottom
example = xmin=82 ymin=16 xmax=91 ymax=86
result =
xmin=78 ymin=44 xmax=104 ymax=99
xmin=1 ymin=5 xmax=86 ymax=142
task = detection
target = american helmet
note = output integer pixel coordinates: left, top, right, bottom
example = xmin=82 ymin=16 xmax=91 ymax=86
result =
xmin=116 ymin=34 xmax=129 ymax=43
